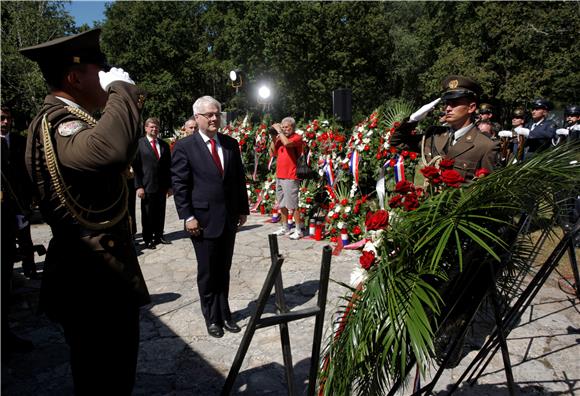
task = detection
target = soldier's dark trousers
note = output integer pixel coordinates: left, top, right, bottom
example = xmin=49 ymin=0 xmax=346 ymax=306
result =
xmin=60 ymin=303 xmax=140 ymax=395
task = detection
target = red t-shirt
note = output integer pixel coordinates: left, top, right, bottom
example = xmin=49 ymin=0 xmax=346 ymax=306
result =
xmin=274 ymin=133 xmax=303 ymax=180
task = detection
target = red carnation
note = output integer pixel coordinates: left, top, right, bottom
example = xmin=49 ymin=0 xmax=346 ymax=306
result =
xmin=474 ymin=168 xmax=491 ymax=178
xmin=389 ymin=146 xmax=398 ymax=154
xmin=364 ymin=145 xmax=370 ymax=151
xmin=330 ymin=236 xmax=338 ymax=243
xmin=332 ymin=213 xmax=339 ymax=219
xmin=401 ymin=150 xmax=409 ymax=157
xmin=409 ymin=152 xmax=418 ymax=160
xmin=329 ymin=202 xmax=335 ymax=209
xmin=394 ymin=180 xmax=415 ymax=194
xmin=353 ymin=225 xmax=362 ymax=235
xmin=439 ymin=158 xmax=455 ymax=169
xmin=359 ymin=250 xmax=376 ymax=270
xmin=306 ymin=197 xmax=312 ymax=203
xmin=365 ymin=210 xmax=389 ymax=231
xmin=341 ymin=198 xmax=348 ymax=206
xmin=441 ymin=169 xmax=465 ymax=188
xmin=264 ymin=195 xmax=270 ymax=200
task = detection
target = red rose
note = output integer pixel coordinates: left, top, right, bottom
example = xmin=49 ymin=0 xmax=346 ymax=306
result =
xmin=376 ymin=153 xmax=382 ymax=160
xmin=389 ymin=194 xmax=404 ymax=208
xmin=402 ymin=193 xmax=420 ymax=211
xmin=365 ymin=210 xmax=389 ymax=231
xmin=332 ymin=213 xmax=339 ymax=219
xmin=354 ymin=205 xmax=360 ymax=214
xmin=341 ymin=198 xmax=348 ymax=206
xmin=409 ymin=152 xmax=418 ymax=160
xmin=330 ymin=228 xmax=337 ymax=234
xmin=389 ymin=146 xmax=398 ymax=154
xmin=329 ymin=202 xmax=335 ymax=209
xmin=474 ymin=168 xmax=491 ymax=178
xmin=264 ymin=195 xmax=270 ymax=200
xmin=306 ymin=197 xmax=312 ymax=203
xmin=359 ymin=250 xmax=376 ymax=270
xmin=441 ymin=169 xmax=465 ymax=188
xmin=420 ymin=166 xmax=441 ymax=183
xmin=353 ymin=225 xmax=362 ymax=235
xmin=394 ymin=180 xmax=415 ymax=194
xmin=439 ymin=158 xmax=455 ymax=169
xmin=330 ymin=236 xmax=338 ymax=243
xmin=389 ymin=159 xmax=396 ymax=167
xmin=401 ymin=150 xmax=409 ymax=157
xmin=364 ymin=145 xmax=370 ymax=151
xmin=342 ymin=213 xmax=348 ymax=219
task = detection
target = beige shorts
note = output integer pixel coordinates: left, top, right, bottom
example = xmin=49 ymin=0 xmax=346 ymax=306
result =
xmin=276 ymin=179 xmax=300 ymax=210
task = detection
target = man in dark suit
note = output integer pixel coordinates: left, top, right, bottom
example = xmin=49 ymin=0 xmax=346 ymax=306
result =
xmin=1 ymin=106 xmax=38 ymax=279
xmin=171 ymin=95 xmax=249 ymax=338
xmin=391 ymin=75 xmax=499 ymax=181
xmin=133 ymin=117 xmax=172 ymax=249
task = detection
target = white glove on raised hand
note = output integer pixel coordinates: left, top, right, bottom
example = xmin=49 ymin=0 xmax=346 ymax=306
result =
xmin=570 ymin=124 xmax=580 ymax=131
xmin=498 ymin=130 xmax=513 ymax=138
xmin=515 ymin=127 xmax=530 ymax=137
xmin=556 ymin=128 xmax=569 ymax=136
xmin=98 ymin=67 xmax=135 ymax=91
xmin=409 ymin=98 xmax=442 ymax=122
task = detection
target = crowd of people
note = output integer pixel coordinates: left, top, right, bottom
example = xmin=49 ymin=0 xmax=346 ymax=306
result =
xmin=2 ymin=28 xmax=578 ymax=395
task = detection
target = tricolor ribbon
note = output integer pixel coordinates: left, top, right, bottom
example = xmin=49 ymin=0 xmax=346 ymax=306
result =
xmin=323 ymin=158 xmax=335 ymax=186
xmin=349 ymin=150 xmax=360 ymax=185
xmin=394 ymin=155 xmax=405 ymax=183
xmin=267 ymin=155 xmax=275 ymax=170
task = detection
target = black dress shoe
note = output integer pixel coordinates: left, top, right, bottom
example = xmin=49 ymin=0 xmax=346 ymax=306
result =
xmin=155 ymin=237 xmax=171 ymax=245
xmin=207 ymin=323 xmax=224 ymax=338
xmin=223 ymin=320 xmax=241 ymax=333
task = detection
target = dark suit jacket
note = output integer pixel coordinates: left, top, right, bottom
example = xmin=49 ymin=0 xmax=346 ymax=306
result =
xmin=391 ymin=122 xmax=499 ymax=180
xmin=133 ymin=136 xmax=172 ymax=193
xmin=171 ymin=132 xmax=249 ymax=238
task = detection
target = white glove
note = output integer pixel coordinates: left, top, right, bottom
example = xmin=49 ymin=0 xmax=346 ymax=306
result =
xmin=515 ymin=127 xmax=530 ymax=137
xmin=498 ymin=130 xmax=513 ymax=138
xmin=409 ymin=98 xmax=442 ymax=122
xmin=556 ymin=128 xmax=569 ymax=136
xmin=98 ymin=67 xmax=135 ymax=91
xmin=570 ymin=124 xmax=580 ymax=131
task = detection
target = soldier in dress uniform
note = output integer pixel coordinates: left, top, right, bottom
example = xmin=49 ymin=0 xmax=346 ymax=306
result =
xmin=476 ymin=102 xmax=501 ymax=136
xmin=19 ymin=29 xmax=150 ymax=394
xmin=564 ymin=104 xmax=580 ymax=140
xmin=391 ymin=75 xmax=499 ymax=180
xmin=524 ymin=98 xmax=557 ymax=155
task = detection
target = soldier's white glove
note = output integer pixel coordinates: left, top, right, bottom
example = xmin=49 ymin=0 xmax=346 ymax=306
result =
xmin=570 ymin=124 xmax=580 ymax=131
xmin=498 ymin=130 xmax=513 ymax=138
xmin=515 ymin=127 xmax=530 ymax=137
xmin=409 ymin=98 xmax=442 ymax=122
xmin=98 ymin=67 xmax=135 ymax=91
xmin=556 ymin=128 xmax=569 ymax=136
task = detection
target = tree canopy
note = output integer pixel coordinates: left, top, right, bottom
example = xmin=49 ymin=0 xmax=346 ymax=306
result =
xmin=2 ymin=1 xmax=578 ymax=132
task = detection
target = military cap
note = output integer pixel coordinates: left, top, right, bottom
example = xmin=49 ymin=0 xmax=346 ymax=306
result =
xmin=19 ymin=29 xmax=107 ymax=70
xmin=441 ymin=75 xmax=482 ymax=101
xmin=530 ymin=98 xmax=551 ymax=110
xmin=478 ymin=103 xmax=494 ymax=114
xmin=512 ymin=107 xmax=526 ymax=118
xmin=564 ymin=104 xmax=580 ymax=116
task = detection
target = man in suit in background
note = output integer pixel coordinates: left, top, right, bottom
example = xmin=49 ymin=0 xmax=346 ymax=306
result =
xmin=171 ymin=95 xmax=249 ymax=338
xmin=133 ymin=117 xmax=172 ymax=249
xmin=1 ymin=106 xmax=38 ymax=279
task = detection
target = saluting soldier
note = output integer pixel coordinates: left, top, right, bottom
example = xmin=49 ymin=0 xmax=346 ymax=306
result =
xmin=391 ymin=75 xmax=499 ymax=180
xmin=20 ymin=29 xmax=150 ymax=394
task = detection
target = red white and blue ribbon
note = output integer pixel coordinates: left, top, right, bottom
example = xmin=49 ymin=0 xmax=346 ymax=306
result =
xmin=324 ymin=158 xmax=335 ymax=186
xmin=267 ymin=154 xmax=275 ymax=170
xmin=394 ymin=155 xmax=405 ymax=183
xmin=349 ymin=150 xmax=360 ymax=185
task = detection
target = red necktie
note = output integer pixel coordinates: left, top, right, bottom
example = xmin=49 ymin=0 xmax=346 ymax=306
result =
xmin=209 ymin=138 xmax=223 ymax=175
xmin=151 ymin=138 xmax=160 ymax=159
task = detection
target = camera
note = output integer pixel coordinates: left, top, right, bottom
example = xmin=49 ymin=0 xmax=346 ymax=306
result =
xmin=268 ymin=126 xmax=278 ymax=137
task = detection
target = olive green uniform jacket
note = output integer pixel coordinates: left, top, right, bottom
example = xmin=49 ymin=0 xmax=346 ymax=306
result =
xmin=25 ymin=81 xmax=150 ymax=321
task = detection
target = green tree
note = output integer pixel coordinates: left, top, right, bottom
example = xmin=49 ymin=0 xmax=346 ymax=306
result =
xmin=1 ymin=0 xmax=75 ymax=127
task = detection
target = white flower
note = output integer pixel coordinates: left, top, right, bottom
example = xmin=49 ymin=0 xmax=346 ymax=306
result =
xmin=345 ymin=206 xmax=352 ymax=213
xmin=363 ymin=241 xmax=378 ymax=255
xmin=328 ymin=210 xmax=335 ymax=217
xmin=365 ymin=131 xmax=373 ymax=137
xmin=337 ymin=221 xmax=344 ymax=229
xmin=350 ymin=265 xmax=367 ymax=288
xmin=335 ymin=205 xmax=342 ymax=212
xmin=383 ymin=142 xmax=390 ymax=149
xmin=322 ymin=120 xmax=330 ymax=127
xmin=363 ymin=137 xmax=371 ymax=144
xmin=357 ymin=126 xmax=365 ymax=133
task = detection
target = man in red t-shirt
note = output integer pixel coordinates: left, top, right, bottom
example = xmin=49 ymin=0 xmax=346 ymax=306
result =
xmin=269 ymin=117 xmax=304 ymax=239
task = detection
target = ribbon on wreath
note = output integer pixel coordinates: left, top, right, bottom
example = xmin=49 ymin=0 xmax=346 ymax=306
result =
xmin=323 ymin=158 xmax=335 ymax=186
xmin=393 ymin=154 xmax=405 ymax=183
xmin=349 ymin=150 xmax=360 ymax=185
xmin=267 ymin=154 xmax=275 ymax=171
xmin=252 ymin=151 xmax=261 ymax=181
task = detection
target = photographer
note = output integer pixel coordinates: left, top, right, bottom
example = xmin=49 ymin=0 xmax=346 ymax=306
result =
xmin=268 ymin=117 xmax=304 ymax=239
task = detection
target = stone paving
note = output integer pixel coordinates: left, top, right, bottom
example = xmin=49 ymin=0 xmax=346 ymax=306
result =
xmin=2 ymin=197 xmax=579 ymax=395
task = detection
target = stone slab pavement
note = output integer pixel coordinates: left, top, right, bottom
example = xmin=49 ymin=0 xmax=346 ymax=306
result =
xmin=2 ymin=197 xmax=579 ymax=395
